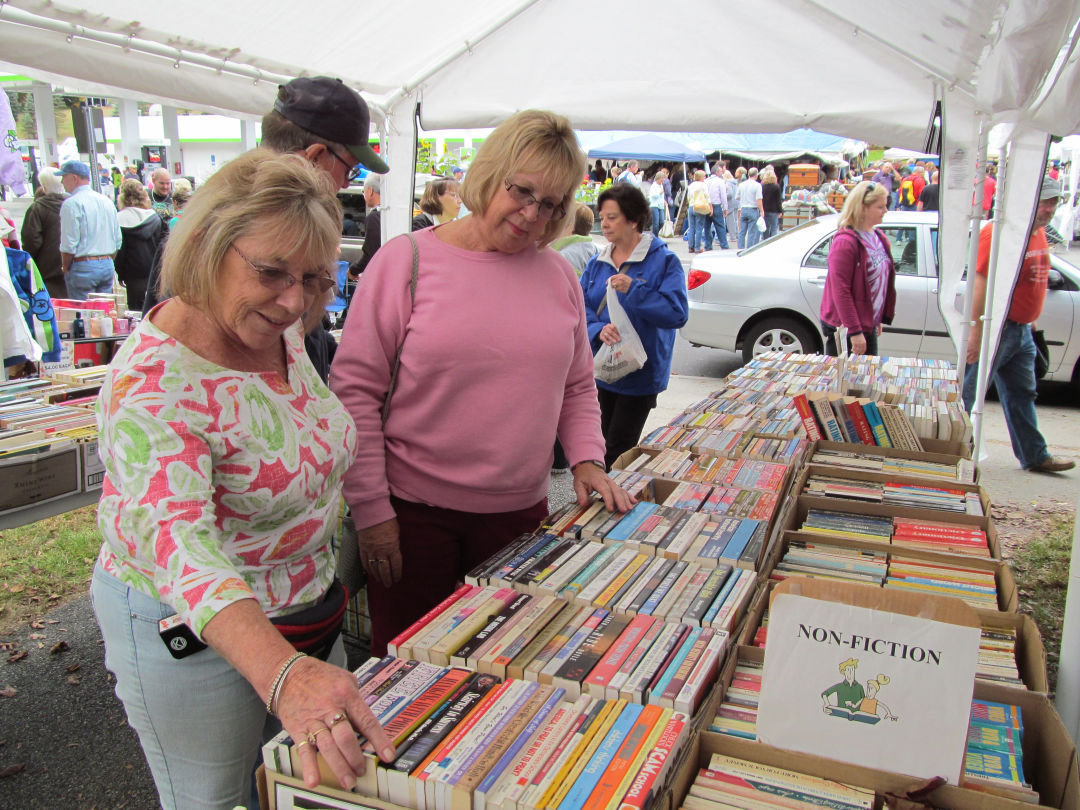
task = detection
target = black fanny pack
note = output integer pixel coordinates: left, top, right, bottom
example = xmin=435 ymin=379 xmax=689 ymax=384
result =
xmin=270 ymin=578 xmax=347 ymax=661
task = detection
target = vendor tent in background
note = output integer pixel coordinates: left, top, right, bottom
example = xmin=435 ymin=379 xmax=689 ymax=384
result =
xmin=585 ymin=133 xmax=705 ymax=163
xmin=2 ymin=0 xmax=1080 ymax=740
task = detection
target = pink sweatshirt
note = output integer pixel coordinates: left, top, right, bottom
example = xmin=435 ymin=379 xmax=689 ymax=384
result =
xmin=331 ymin=227 xmax=606 ymax=529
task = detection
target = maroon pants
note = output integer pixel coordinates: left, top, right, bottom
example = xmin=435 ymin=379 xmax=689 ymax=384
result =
xmin=367 ymin=495 xmax=549 ymax=656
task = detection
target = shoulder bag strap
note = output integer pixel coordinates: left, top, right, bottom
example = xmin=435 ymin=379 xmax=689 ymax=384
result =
xmin=381 ymin=233 xmax=419 ymax=428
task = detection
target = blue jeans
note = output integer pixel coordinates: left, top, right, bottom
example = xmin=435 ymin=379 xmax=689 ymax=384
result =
xmin=91 ymin=565 xmax=347 ymax=809
xmin=710 ymin=207 xmax=728 ymax=249
xmin=688 ymin=210 xmax=709 ymax=251
xmin=963 ymin=320 xmax=1050 ymax=469
xmin=739 ymin=208 xmax=760 ymax=249
xmin=65 ymin=258 xmax=114 ymax=300
xmin=764 ymin=212 xmax=780 ymax=239
xmin=650 ymin=206 xmax=664 ymax=236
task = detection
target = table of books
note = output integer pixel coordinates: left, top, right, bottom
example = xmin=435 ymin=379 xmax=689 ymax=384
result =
xmin=39 ymin=350 xmax=1049 ymax=810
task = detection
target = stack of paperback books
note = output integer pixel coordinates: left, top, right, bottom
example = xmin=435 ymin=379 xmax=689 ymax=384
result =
xmin=708 ymin=653 xmax=762 ymax=741
xmin=963 ymin=699 xmax=1038 ymax=803
xmin=811 ymin=447 xmax=976 ymax=483
xmin=264 ymin=656 xmax=693 ymax=810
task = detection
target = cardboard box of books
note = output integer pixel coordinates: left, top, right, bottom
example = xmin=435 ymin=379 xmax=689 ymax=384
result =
xmin=79 ymin=437 xmax=106 ymax=492
xmin=812 ymin=439 xmax=979 ymax=483
xmin=763 ymin=514 xmax=1018 ymax=612
xmin=674 ymin=580 xmax=1079 ymax=809
xmin=0 ymin=440 xmax=81 ymax=516
xmin=789 ymin=462 xmax=1001 ymax=558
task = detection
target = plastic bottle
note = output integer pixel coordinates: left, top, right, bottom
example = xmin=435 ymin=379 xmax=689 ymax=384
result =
xmin=73 ymin=311 xmax=85 ymax=339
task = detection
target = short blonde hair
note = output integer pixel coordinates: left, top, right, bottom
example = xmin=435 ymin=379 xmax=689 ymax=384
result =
xmin=161 ymin=148 xmax=341 ymax=310
xmin=760 ymin=166 xmax=777 ymax=184
xmin=838 ymin=180 xmax=888 ymax=231
xmin=693 ymin=169 xmax=706 ymax=181
xmin=459 ymin=109 xmax=585 ymax=248
xmin=118 ymin=179 xmax=150 ymax=210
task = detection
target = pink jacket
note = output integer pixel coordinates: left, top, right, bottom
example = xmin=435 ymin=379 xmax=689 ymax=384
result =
xmin=820 ymin=228 xmax=896 ymax=337
xmin=330 ymin=227 xmax=606 ymax=529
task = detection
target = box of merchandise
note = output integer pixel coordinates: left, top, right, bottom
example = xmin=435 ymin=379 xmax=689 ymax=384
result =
xmin=79 ymin=437 xmax=106 ymax=492
xmin=674 ymin=580 xmax=1079 ymax=809
xmin=0 ymin=441 xmax=81 ymax=515
xmin=812 ymin=438 xmax=979 ymax=483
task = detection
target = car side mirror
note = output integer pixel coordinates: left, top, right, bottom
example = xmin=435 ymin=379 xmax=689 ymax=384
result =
xmin=1047 ymin=267 xmax=1065 ymax=290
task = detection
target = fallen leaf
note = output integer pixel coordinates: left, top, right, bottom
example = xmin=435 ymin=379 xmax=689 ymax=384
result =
xmin=6 ymin=651 xmax=27 ymax=664
xmin=6 ymin=585 xmax=24 ymax=594
xmin=29 ymin=621 xmax=43 ymax=630
xmin=66 ymin=674 xmax=80 ymax=685
xmin=27 ymin=634 xmax=45 ymax=640
xmin=65 ymin=663 xmax=80 ymax=673
xmin=43 ymin=620 xmax=58 ymax=625
xmin=0 ymin=763 xmax=25 ymax=778
xmin=0 ymin=686 xmax=16 ymax=698
xmin=49 ymin=641 xmax=69 ymax=655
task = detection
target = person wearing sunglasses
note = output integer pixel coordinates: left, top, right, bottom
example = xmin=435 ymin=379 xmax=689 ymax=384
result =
xmin=92 ymin=151 xmax=395 ymax=810
xmin=332 ymin=110 xmax=634 ymax=657
xmin=820 ymin=179 xmax=896 ymax=356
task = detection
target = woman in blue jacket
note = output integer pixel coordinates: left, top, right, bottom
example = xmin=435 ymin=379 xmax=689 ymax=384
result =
xmin=580 ymin=183 xmax=689 ymax=468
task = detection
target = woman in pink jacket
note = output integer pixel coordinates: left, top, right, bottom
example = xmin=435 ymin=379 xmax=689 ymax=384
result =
xmin=331 ymin=110 xmax=632 ymax=655
xmin=819 ymin=180 xmax=896 ymax=356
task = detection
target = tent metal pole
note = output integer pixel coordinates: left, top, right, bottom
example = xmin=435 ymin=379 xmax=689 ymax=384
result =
xmin=958 ymin=117 xmax=989 ymax=455
xmin=970 ymin=136 xmax=1013 ymax=462
xmin=1058 ymin=489 xmax=1080 ymax=744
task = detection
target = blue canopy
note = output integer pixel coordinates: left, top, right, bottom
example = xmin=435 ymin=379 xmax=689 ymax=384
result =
xmin=586 ymin=133 xmax=706 ymax=162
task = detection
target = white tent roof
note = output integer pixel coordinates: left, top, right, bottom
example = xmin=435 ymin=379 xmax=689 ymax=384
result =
xmin=1 ymin=0 xmax=1072 ymax=144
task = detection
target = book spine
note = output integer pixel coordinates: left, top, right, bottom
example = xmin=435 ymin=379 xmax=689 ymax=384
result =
xmin=390 ymin=584 xmax=478 ymax=658
xmin=581 ymin=704 xmax=666 ymax=810
xmin=607 ymin=618 xmax=665 ymax=700
xmin=557 ymin=704 xmax=645 ymax=810
xmin=792 ymin=392 xmax=824 ymax=440
xmin=615 ymin=712 xmax=689 ymax=810
xmin=673 ymin=630 xmax=729 ymax=715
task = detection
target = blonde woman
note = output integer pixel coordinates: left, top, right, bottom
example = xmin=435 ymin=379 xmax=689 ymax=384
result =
xmin=760 ymin=165 xmax=782 ymax=239
xmin=820 ymin=180 xmax=896 ymax=356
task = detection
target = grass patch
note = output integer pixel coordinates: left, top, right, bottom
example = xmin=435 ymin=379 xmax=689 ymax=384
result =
xmin=0 ymin=504 xmax=100 ymax=636
xmin=1007 ymin=513 xmax=1074 ymax=694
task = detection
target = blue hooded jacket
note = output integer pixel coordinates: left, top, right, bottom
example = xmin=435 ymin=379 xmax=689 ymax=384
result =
xmin=580 ymin=234 xmax=688 ymax=396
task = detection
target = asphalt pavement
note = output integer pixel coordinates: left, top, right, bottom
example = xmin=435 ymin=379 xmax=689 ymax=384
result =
xmin=0 ymin=196 xmax=1076 ymax=809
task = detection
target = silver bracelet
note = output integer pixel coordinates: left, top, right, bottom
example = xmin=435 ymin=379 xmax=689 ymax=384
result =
xmin=265 ymin=651 xmax=306 ymax=715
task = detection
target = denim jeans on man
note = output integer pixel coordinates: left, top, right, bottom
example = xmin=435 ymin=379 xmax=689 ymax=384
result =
xmin=962 ymin=319 xmax=1050 ymax=469
xmin=65 ymin=258 xmax=114 ymax=300
xmin=739 ymin=208 xmax=761 ymax=249
xmin=650 ymin=206 xmax=664 ymax=236
xmin=710 ymin=206 xmax=729 ymax=249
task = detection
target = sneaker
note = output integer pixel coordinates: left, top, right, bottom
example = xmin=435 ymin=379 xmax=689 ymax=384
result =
xmin=1028 ymin=456 xmax=1076 ymax=473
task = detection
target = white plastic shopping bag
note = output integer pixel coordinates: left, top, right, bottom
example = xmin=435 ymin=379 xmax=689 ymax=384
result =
xmin=594 ymin=285 xmax=647 ymax=383
xmin=756 ymin=215 xmax=766 ymax=233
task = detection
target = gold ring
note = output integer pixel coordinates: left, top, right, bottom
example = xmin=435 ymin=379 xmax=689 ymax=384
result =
xmin=306 ymin=732 xmax=317 ymax=746
xmin=313 ymin=725 xmax=331 ymax=738
xmin=295 ymin=739 xmax=311 ymax=750
xmin=328 ymin=711 xmax=348 ymax=728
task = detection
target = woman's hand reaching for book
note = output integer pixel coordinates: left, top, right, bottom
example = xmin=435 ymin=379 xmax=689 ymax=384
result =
xmin=357 ymin=518 xmax=402 ymax=588
xmin=572 ymin=461 xmax=635 ymax=513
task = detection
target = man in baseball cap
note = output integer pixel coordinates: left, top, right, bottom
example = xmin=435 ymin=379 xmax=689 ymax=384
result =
xmin=58 ymin=159 xmax=121 ymax=299
xmin=261 ymin=76 xmax=388 ymax=189
xmin=963 ymin=175 xmax=1074 ymax=473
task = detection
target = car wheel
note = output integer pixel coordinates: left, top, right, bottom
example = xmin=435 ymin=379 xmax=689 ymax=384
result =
xmin=742 ymin=318 xmax=817 ymax=364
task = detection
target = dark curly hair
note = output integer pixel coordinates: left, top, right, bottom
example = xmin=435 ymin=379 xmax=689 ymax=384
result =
xmin=597 ymin=183 xmax=651 ymax=233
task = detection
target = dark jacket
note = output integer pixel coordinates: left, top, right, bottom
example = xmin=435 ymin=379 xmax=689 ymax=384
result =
xmin=411 ymin=212 xmax=434 ymax=232
xmin=580 ymin=234 xmax=688 ymax=396
xmin=762 ymin=182 xmax=783 ymax=214
xmin=116 ymin=211 xmax=166 ymax=312
xmin=20 ymin=193 xmax=66 ymax=299
xmin=820 ymin=228 xmax=896 ymax=336
xmin=349 ymin=208 xmax=382 ymax=277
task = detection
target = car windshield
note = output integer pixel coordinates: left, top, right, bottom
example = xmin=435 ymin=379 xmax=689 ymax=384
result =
xmin=738 ymin=217 xmax=824 ymax=255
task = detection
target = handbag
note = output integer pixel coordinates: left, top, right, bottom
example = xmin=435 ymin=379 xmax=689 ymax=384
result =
xmin=594 ymin=285 xmax=648 ymax=383
xmin=659 ymin=214 xmax=675 ymax=239
xmin=756 ymin=215 xmax=767 ymax=233
xmin=1032 ymin=327 xmax=1049 ymax=379
xmin=691 ymin=189 xmax=712 ymax=216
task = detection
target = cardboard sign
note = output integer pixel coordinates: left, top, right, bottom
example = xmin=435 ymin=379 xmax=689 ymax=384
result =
xmin=757 ymin=579 xmax=981 ymax=784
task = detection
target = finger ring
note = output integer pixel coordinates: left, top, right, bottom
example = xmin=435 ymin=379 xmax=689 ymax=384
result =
xmin=295 ymin=739 xmax=311 ymax=750
xmin=313 ymin=725 xmax=331 ymax=737
xmin=306 ymin=732 xmax=318 ymax=746
xmin=328 ymin=711 xmax=348 ymax=727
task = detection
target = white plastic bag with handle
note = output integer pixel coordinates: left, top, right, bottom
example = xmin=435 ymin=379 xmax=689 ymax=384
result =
xmin=594 ymin=284 xmax=648 ymax=383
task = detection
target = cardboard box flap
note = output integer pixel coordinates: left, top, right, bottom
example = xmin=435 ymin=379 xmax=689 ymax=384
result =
xmin=770 ymin=576 xmax=981 ymax=629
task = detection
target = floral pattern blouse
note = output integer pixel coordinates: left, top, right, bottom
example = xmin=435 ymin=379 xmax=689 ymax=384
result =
xmin=96 ymin=315 xmax=357 ymax=639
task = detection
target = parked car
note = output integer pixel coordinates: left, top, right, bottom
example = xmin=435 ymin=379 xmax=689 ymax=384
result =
xmin=680 ymin=211 xmax=1080 ymax=387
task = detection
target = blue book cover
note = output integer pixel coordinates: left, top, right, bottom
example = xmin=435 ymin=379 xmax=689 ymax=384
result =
xmin=556 ymin=703 xmax=644 ymax=810
xmin=697 ymin=517 xmax=740 ymax=561
xmin=474 ymin=686 xmax=566 ymax=798
xmin=605 ymin=502 xmax=660 ymax=542
xmin=648 ymin=627 xmax=701 ymax=700
xmin=639 ymin=561 xmax=687 ymax=615
xmin=863 ymin=401 xmax=893 ymax=447
xmin=719 ymin=519 xmax=762 ymax=562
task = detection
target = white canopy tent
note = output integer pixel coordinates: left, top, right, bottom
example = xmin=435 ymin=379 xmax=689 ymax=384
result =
xmin=3 ymin=0 xmax=1080 ymax=732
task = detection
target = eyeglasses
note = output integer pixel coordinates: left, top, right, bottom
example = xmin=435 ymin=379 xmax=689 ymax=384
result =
xmin=327 ymin=149 xmax=363 ymax=183
xmin=504 ymin=180 xmax=567 ymax=221
xmin=232 ymin=245 xmax=335 ymax=294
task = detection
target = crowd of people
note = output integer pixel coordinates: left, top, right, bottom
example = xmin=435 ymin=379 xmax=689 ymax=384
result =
xmin=0 ymin=73 xmax=1071 ymax=810
xmin=17 ymin=159 xmax=190 ymax=306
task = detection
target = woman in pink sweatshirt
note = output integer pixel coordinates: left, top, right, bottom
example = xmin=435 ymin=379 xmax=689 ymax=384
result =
xmin=331 ymin=110 xmax=633 ymax=655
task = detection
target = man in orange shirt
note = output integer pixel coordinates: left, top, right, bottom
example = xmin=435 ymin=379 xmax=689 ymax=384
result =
xmin=963 ymin=176 xmax=1074 ymax=473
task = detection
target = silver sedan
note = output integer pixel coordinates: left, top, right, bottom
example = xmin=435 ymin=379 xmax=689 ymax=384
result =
xmin=680 ymin=211 xmax=1079 ymax=387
